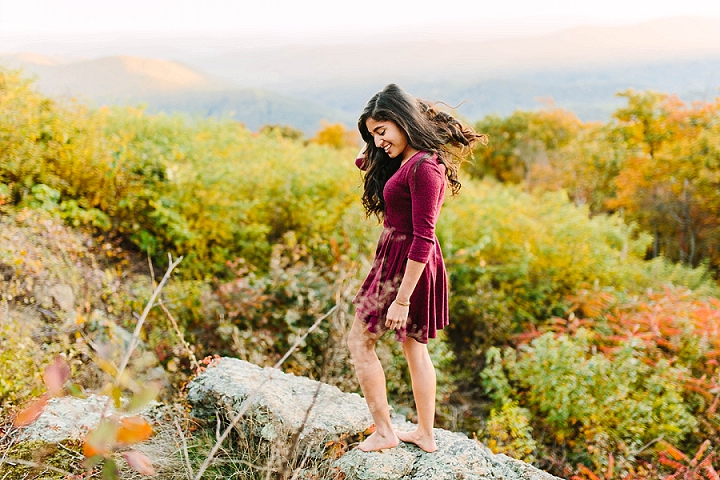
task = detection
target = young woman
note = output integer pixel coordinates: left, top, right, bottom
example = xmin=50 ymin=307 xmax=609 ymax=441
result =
xmin=348 ymin=84 xmax=486 ymax=452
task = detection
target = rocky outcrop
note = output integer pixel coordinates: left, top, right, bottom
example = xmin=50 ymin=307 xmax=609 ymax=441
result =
xmin=18 ymin=394 xmax=161 ymax=444
xmin=187 ymin=357 xmax=562 ymax=480
xmin=186 ymin=357 xmax=375 ymax=445
xmin=19 ymin=394 xmax=111 ymax=443
xmin=335 ymin=424 xmax=560 ymax=480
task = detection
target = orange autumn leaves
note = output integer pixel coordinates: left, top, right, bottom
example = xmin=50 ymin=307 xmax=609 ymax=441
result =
xmin=84 ymin=415 xmax=155 ymax=476
xmin=13 ymin=357 xmax=155 ymax=477
xmin=609 ymin=91 xmax=720 ymax=268
xmin=13 ymin=356 xmax=70 ymax=427
xmin=471 ymin=91 xmax=720 ymax=272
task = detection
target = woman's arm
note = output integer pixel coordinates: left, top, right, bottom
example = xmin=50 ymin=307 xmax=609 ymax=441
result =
xmin=385 ymin=259 xmax=425 ymax=330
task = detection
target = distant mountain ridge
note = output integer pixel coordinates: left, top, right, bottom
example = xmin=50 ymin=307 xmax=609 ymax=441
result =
xmin=140 ymin=88 xmax=355 ymax=134
xmin=0 ymin=53 xmax=352 ymax=134
xmin=2 ymin=16 xmax=720 ymax=133
xmin=0 ymin=54 xmax=222 ymax=97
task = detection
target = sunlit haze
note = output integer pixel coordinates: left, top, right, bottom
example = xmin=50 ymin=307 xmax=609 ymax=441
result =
xmin=2 ymin=0 xmax=720 ymax=42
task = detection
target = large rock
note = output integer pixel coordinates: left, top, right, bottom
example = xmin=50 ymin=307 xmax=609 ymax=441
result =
xmin=187 ymin=357 xmax=563 ymax=480
xmin=186 ymin=357 xmax=375 ymax=444
xmin=20 ymin=394 xmax=110 ymax=443
xmin=334 ymin=423 xmax=560 ymax=480
xmin=18 ymin=394 xmax=160 ymax=443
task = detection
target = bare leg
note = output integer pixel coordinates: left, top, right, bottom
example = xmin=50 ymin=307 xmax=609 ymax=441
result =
xmin=396 ymin=337 xmax=438 ymax=452
xmin=347 ymin=315 xmax=399 ymax=451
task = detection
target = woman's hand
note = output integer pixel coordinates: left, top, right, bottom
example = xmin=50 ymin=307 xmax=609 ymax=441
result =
xmin=385 ymin=300 xmax=409 ymax=331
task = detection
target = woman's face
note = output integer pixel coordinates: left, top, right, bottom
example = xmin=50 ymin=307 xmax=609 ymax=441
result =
xmin=365 ymin=118 xmax=412 ymax=160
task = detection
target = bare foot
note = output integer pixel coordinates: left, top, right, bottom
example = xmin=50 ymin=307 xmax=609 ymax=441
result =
xmin=396 ymin=429 xmax=437 ymax=453
xmin=357 ymin=431 xmax=400 ymax=452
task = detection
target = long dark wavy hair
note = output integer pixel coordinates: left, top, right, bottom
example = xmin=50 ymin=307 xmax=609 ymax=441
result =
xmin=358 ymin=84 xmax=487 ymax=219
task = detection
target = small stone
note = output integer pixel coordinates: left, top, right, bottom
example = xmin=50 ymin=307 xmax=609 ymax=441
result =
xmin=48 ymin=283 xmax=75 ymax=312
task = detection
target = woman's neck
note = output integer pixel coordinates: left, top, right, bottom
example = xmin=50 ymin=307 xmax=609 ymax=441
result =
xmin=399 ymin=147 xmax=420 ymax=166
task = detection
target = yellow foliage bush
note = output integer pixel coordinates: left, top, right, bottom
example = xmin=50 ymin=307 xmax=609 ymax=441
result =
xmin=479 ymin=400 xmax=536 ymax=464
xmin=311 ymin=121 xmax=359 ymax=149
xmin=439 ymin=178 xmax=716 ymax=366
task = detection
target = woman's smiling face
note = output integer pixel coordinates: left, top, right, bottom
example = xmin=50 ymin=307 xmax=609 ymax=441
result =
xmin=366 ymin=118 xmax=412 ymax=160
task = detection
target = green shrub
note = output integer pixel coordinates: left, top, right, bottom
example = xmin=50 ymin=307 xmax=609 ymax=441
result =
xmin=482 ymin=330 xmax=698 ymax=472
xmin=440 ymin=179 xmax=716 ymax=368
xmin=0 ymin=70 xmax=376 ymax=280
xmin=479 ymin=400 xmax=537 ymax=463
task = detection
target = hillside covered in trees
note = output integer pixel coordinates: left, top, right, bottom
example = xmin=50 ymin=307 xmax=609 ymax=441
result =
xmin=1 ymin=68 xmax=720 ymax=479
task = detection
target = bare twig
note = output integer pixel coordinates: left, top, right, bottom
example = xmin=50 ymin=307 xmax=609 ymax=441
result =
xmin=173 ymin=416 xmax=194 ymax=478
xmin=193 ymin=304 xmax=338 ymax=480
xmin=149 ymin=253 xmax=201 ymax=372
xmin=118 ymin=253 xmax=183 ymax=377
xmin=215 ymin=412 xmax=221 ymax=443
xmin=100 ymin=253 xmax=183 ymax=419
xmin=631 ymin=434 xmax=665 ymax=456
xmin=0 ymin=429 xmax=21 ymax=478
xmin=289 ymin=445 xmax=312 ymax=480
xmin=159 ymin=300 xmax=201 ymax=371
xmin=236 ymin=458 xmax=275 ymax=473
xmin=280 ymin=301 xmax=338 ymax=479
xmin=147 ymin=253 xmax=156 ymax=287
xmin=265 ymin=447 xmax=277 ymax=480
xmin=56 ymin=441 xmax=84 ymax=460
xmin=281 ymin=382 xmax=323 ymax=479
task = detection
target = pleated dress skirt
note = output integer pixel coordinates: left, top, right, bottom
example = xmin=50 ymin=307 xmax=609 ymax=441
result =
xmin=352 ymin=224 xmax=449 ymax=344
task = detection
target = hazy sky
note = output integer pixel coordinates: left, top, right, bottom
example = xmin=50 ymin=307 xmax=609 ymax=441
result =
xmin=2 ymin=0 xmax=720 ymax=38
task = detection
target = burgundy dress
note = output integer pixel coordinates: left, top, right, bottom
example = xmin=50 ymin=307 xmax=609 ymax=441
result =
xmin=352 ymin=150 xmax=450 ymax=344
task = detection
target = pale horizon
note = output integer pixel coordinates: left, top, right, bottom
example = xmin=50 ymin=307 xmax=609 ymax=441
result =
xmin=2 ymin=0 xmax=720 ymax=42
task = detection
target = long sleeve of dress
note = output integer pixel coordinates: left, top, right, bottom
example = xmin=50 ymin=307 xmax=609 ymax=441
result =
xmin=407 ymin=159 xmax=446 ymax=263
xmin=355 ymin=156 xmax=368 ymax=171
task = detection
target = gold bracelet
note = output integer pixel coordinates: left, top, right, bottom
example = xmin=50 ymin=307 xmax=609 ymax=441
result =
xmin=394 ymin=299 xmax=410 ymax=307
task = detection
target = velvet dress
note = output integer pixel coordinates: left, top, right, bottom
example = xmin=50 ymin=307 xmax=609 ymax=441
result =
xmin=352 ymin=150 xmax=450 ymax=344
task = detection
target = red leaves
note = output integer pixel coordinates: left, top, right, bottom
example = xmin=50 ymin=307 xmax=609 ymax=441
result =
xmin=659 ymin=441 xmax=689 ymax=462
xmin=605 ymin=453 xmax=614 ymax=480
xmin=702 ymin=460 xmax=720 ymax=480
xmin=556 ymin=287 xmax=720 ymax=402
xmin=325 ymin=434 xmax=350 ymax=459
xmin=13 ymin=356 xmax=70 ymax=427
xmin=658 ymin=440 xmax=720 ymax=480
xmin=692 ymin=441 xmax=712 ymax=468
xmin=84 ymin=415 xmax=153 ymax=455
xmin=574 ymin=463 xmax=601 ymax=480
xmin=122 ymin=450 xmax=155 ymax=476
xmin=659 ymin=454 xmax=685 ymax=471
xmin=43 ymin=356 xmax=71 ymax=396
xmin=12 ymin=393 xmax=50 ymax=427
xmin=84 ymin=418 xmax=119 ymax=458
xmin=83 ymin=415 xmax=155 ymax=477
